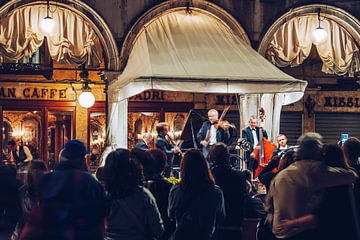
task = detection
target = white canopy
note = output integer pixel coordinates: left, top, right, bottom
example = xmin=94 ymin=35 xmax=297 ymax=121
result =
xmin=107 ymin=9 xmax=307 ymax=149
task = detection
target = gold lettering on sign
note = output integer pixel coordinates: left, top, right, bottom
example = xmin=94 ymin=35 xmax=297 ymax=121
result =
xmin=129 ymin=90 xmax=165 ymax=101
xmin=0 ymin=87 xmax=69 ymax=100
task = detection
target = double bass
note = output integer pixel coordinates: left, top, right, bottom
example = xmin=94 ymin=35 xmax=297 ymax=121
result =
xmin=253 ymin=107 xmax=277 ymax=178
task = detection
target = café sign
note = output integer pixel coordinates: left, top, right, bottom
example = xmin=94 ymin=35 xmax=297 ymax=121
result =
xmin=323 ymin=96 xmax=360 ymax=108
xmin=0 ymin=87 xmax=69 ymax=100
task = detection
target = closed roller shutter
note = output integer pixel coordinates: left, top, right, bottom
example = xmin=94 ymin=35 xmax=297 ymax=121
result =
xmin=280 ymin=112 xmax=303 ymax=146
xmin=315 ymin=113 xmax=360 ymax=144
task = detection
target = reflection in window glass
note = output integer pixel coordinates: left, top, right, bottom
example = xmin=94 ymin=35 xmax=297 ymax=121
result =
xmin=47 ymin=111 xmax=72 ymax=168
xmin=165 ymin=112 xmax=188 ymax=141
xmin=128 ymin=112 xmax=160 ymax=149
xmin=2 ymin=110 xmax=42 ymax=162
xmin=89 ymin=112 xmax=106 ymax=170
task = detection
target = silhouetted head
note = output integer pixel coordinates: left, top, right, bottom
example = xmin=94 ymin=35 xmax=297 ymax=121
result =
xmin=209 ymin=143 xmax=230 ymax=165
xmin=343 ymin=137 xmax=360 ymax=166
xmin=322 ymin=144 xmax=347 ymax=168
xmin=180 ymin=149 xmax=215 ymax=192
xmin=296 ymin=132 xmax=323 ymax=161
xmin=103 ymin=148 xmax=143 ymax=198
xmin=148 ymin=149 xmax=167 ymax=176
xmin=59 ymin=139 xmax=88 ymax=169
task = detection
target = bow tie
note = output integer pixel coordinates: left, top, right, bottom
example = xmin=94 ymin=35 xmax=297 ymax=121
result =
xmin=251 ymin=128 xmax=256 ymax=131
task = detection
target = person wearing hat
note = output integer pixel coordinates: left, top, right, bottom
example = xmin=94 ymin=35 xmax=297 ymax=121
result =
xmin=19 ymin=139 xmax=107 ymax=239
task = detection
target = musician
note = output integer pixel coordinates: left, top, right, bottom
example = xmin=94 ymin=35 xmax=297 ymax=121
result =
xmin=6 ymin=139 xmax=33 ymax=166
xmin=271 ymin=134 xmax=290 ymax=159
xmin=241 ymin=115 xmax=268 ymax=171
xmin=134 ymin=132 xmax=152 ymax=151
xmin=155 ymin=123 xmax=180 ymax=175
xmin=197 ymin=109 xmax=231 ymax=158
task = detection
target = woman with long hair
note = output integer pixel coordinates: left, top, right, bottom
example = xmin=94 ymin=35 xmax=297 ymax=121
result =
xmin=103 ymin=148 xmax=164 ymax=240
xmin=168 ymin=149 xmax=225 ymax=240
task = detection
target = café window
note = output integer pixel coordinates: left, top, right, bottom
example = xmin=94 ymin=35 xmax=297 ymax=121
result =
xmin=0 ymin=101 xmax=76 ymax=168
xmin=2 ymin=110 xmax=42 ymax=162
xmin=128 ymin=100 xmax=194 ymax=149
xmin=128 ymin=112 xmax=161 ymax=149
xmin=47 ymin=111 xmax=74 ymax=168
xmin=89 ymin=111 xmax=106 ymax=170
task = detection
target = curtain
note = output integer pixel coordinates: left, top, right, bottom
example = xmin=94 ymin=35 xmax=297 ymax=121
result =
xmin=239 ymin=93 xmax=283 ymax=143
xmin=0 ymin=4 xmax=102 ymax=67
xmin=266 ymin=15 xmax=360 ymax=76
xmin=107 ymin=99 xmax=128 ymax=151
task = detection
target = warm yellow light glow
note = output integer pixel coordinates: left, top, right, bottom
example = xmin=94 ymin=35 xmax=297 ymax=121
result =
xmin=40 ymin=16 xmax=56 ymax=35
xmin=311 ymin=27 xmax=328 ymax=45
xmin=78 ymin=91 xmax=95 ymax=108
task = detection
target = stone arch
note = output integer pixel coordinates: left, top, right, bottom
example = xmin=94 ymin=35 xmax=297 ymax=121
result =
xmin=120 ymin=0 xmax=251 ymax=71
xmin=0 ymin=0 xmax=120 ymax=71
xmin=258 ymin=4 xmax=360 ymax=56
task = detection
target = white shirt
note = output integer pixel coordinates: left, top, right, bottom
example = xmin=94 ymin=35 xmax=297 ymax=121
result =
xmin=10 ymin=145 xmax=33 ymax=162
xmin=251 ymin=128 xmax=258 ymax=147
xmin=209 ymin=125 xmax=217 ymax=145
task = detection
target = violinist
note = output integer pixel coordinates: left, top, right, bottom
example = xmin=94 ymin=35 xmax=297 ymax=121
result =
xmin=155 ymin=122 xmax=180 ymax=176
xmin=197 ymin=109 xmax=232 ymax=159
xmin=241 ymin=115 xmax=268 ymax=172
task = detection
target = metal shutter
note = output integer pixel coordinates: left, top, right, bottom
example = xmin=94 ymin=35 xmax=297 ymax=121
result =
xmin=315 ymin=113 xmax=360 ymax=144
xmin=280 ymin=112 xmax=303 ymax=146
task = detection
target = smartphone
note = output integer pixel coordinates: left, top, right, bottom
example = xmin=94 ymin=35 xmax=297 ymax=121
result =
xmin=341 ymin=133 xmax=349 ymax=145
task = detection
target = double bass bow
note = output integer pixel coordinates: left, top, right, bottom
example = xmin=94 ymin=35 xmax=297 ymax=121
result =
xmin=253 ymin=107 xmax=277 ymax=178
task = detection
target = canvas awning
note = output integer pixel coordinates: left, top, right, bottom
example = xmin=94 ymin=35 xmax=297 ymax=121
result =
xmin=106 ymin=8 xmax=307 ymax=149
xmin=109 ymin=9 xmax=307 ymax=104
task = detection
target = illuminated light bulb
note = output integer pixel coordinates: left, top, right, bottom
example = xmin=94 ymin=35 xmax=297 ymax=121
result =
xmin=78 ymin=91 xmax=95 ymax=108
xmin=40 ymin=16 xmax=56 ymax=35
xmin=311 ymin=27 xmax=328 ymax=45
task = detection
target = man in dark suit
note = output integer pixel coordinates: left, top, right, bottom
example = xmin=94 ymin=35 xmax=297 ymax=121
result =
xmin=197 ymin=109 xmax=231 ymax=158
xmin=155 ymin=123 xmax=180 ymax=176
xmin=242 ymin=115 xmax=268 ymax=172
xmin=134 ymin=132 xmax=152 ymax=151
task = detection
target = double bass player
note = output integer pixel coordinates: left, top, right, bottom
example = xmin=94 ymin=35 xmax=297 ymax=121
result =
xmin=242 ymin=115 xmax=269 ymax=174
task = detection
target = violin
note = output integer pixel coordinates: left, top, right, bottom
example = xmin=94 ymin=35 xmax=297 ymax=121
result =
xmin=213 ymin=120 xmax=236 ymax=130
xmin=213 ymin=106 xmax=236 ymax=130
xmin=253 ymin=107 xmax=277 ymax=178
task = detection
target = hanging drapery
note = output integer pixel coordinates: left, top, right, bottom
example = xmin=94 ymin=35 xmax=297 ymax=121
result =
xmin=0 ymin=4 xmax=103 ymax=67
xmin=107 ymin=9 xmax=307 ymax=149
xmin=266 ymin=15 xmax=360 ymax=76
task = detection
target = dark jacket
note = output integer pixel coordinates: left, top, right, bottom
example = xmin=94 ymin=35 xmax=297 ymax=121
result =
xmin=156 ymin=135 xmax=173 ymax=162
xmin=211 ymin=164 xmax=246 ymax=227
xmin=168 ymin=184 xmax=225 ymax=240
xmin=134 ymin=140 xmax=149 ymax=151
xmin=315 ymin=184 xmax=360 ymax=240
xmin=241 ymin=126 xmax=268 ymax=152
xmin=105 ymin=187 xmax=164 ymax=240
xmin=20 ymin=165 xmax=107 ymax=240
xmin=197 ymin=121 xmax=231 ymax=145
xmin=145 ymin=176 xmax=175 ymax=240
xmin=352 ymin=164 xmax=360 ymax=230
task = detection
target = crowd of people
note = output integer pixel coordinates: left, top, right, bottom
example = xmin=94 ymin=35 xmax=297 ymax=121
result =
xmin=1 ymin=129 xmax=360 ymax=239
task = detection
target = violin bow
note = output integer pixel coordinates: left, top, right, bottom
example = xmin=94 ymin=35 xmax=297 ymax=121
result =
xmin=219 ymin=106 xmax=231 ymax=121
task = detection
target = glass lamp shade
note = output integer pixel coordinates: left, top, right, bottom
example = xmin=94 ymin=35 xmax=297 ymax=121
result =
xmin=40 ymin=16 xmax=56 ymax=35
xmin=311 ymin=27 xmax=328 ymax=45
xmin=78 ymin=91 xmax=95 ymax=108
